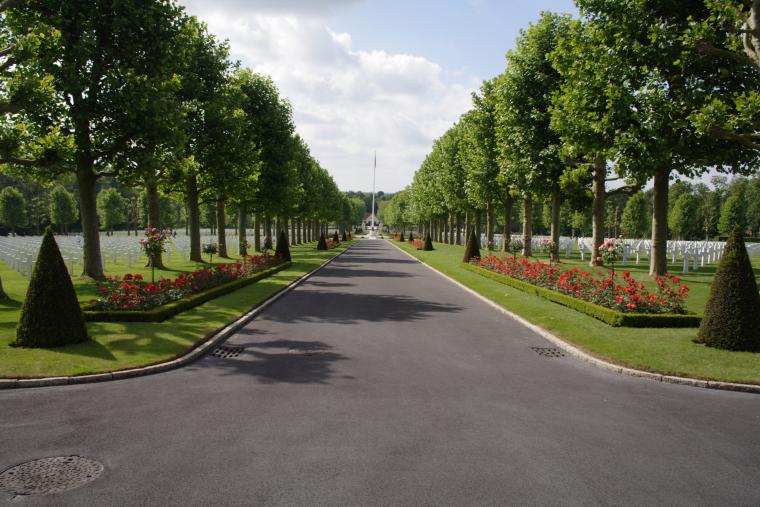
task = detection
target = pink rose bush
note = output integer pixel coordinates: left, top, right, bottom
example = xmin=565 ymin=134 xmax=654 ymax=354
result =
xmin=473 ymin=255 xmax=689 ymax=314
xmin=91 ymin=253 xmax=281 ymax=311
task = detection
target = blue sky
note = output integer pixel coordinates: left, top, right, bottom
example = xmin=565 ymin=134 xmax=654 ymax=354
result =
xmin=180 ymin=0 xmax=579 ymax=192
xmin=333 ymin=0 xmax=578 ymax=82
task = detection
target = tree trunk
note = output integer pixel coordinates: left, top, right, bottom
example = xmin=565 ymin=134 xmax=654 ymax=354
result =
xmin=185 ymin=175 xmax=202 ymax=262
xmin=291 ymin=218 xmax=297 ymax=245
xmin=254 ymin=213 xmax=261 ymax=252
xmin=216 ymin=198 xmax=228 ymax=257
xmin=486 ymin=202 xmax=495 ymax=248
xmin=475 ymin=211 xmax=482 ymax=240
xmin=0 ymin=275 xmax=6 ymax=299
xmin=522 ymin=195 xmax=533 ymax=256
xmin=449 ymin=214 xmax=455 ymax=245
xmin=77 ymin=164 xmax=104 ymax=279
xmin=265 ymin=215 xmax=272 ymax=247
xmin=145 ymin=178 xmax=166 ymax=269
xmin=502 ymin=196 xmax=513 ymax=252
xmin=650 ymin=168 xmax=670 ymax=276
xmin=238 ymin=202 xmax=247 ymax=256
xmin=455 ymin=213 xmax=462 ymax=245
xmin=551 ymin=189 xmax=561 ymax=263
xmin=590 ymin=155 xmax=607 ymax=267
xmin=464 ymin=212 xmax=470 ymax=245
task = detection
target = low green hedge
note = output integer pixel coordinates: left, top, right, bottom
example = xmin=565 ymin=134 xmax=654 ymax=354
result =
xmin=83 ymin=262 xmax=292 ymax=323
xmin=462 ymin=263 xmax=701 ymax=328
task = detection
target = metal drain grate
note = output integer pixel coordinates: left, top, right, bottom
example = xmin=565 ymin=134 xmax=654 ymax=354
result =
xmin=530 ymin=347 xmax=566 ymax=358
xmin=211 ymin=346 xmax=244 ymax=359
xmin=0 ymin=456 xmax=104 ymax=496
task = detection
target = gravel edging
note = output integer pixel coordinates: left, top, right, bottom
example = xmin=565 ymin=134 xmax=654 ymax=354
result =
xmin=388 ymin=240 xmax=760 ymax=395
xmin=0 ymin=245 xmax=353 ymax=390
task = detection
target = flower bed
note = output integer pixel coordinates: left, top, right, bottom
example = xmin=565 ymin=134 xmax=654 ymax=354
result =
xmin=91 ymin=253 xmax=281 ymax=311
xmin=410 ymin=239 xmax=424 ymax=249
xmin=465 ymin=256 xmax=701 ymax=328
xmin=83 ymin=262 xmax=291 ymax=323
xmin=474 ymin=255 xmax=688 ymax=314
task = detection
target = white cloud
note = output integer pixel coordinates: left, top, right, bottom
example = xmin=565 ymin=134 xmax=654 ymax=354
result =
xmin=179 ymin=2 xmax=478 ymax=191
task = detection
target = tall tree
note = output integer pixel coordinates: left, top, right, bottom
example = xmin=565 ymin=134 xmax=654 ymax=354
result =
xmin=460 ymin=80 xmax=502 ymax=245
xmin=49 ymin=185 xmax=77 ymax=234
xmin=6 ymin=0 xmax=186 ymax=278
xmin=551 ymin=19 xmax=640 ymax=266
xmin=96 ymin=187 xmax=125 ymax=234
xmin=235 ymin=70 xmax=295 ymax=248
xmin=669 ymin=192 xmax=699 ymax=240
xmin=0 ymin=186 xmax=25 ymax=232
xmin=173 ymin=16 xmax=233 ymax=261
xmin=620 ymin=192 xmax=649 ymax=239
xmin=495 ymin=12 xmax=572 ymax=261
xmin=719 ymin=194 xmax=747 ymax=234
xmin=575 ymin=0 xmax=758 ymax=275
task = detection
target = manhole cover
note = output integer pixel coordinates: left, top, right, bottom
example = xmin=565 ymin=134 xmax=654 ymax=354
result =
xmin=530 ymin=347 xmax=566 ymax=358
xmin=0 ymin=456 xmax=104 ymax=496
xmin=211 ymin=346 xmax=243 ymax=359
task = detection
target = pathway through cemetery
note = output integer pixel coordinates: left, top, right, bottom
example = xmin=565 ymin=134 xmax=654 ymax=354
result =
xmin=2 ymin=240 xmax=760 ymax=505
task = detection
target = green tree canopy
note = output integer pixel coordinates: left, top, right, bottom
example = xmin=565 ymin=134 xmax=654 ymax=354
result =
xmin=0 ymin=186 xmax=26 ymax=231
xmin=96 ymin=188 xmax=126 ymax=232
xmin=48 ymin=185 xmax=77 ymax=232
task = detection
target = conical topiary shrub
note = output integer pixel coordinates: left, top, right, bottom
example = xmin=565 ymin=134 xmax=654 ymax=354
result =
xmin=399 ymin=231 xmax=405 ymax=241
xmin=263 ymin=235 xmax=273 ymax=250
xmin=463 ymin=228 xmax=481 ymax=263
xmin=317 ymin=233 xmax=328 ymax=250
xmin=274 ymin=230 xmax=291 ymax=262
xmin=342 ymin=231 xmax=348 ymax=241
xmin=332 ymin=230 xmax=340 ymax=243
xmin=697 ymin=227 xmax=760 ymax=351
xmin=423 ymin=232 xmax=434 ymax=251
xmin=408 ymin=232 xmax=414 ymax=241
xmin=15 ymin=227 xmax=88 ymax=348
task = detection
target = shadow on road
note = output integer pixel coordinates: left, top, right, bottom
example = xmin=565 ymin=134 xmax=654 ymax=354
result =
xmin=320 ymin=267 xmax=416 ymax=279
xmin=263 ymin=290 xmax=463 ymax=324
xmin=198 ymin=338 xmax=349 ymax=384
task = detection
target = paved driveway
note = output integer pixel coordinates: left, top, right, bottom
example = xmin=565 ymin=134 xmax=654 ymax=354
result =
xmin=2 ymin=240 xmax=760 ymax=506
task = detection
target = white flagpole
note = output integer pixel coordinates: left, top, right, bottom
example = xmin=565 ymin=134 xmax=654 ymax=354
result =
xmin=369 ymin=151 xmax=376 ymax=237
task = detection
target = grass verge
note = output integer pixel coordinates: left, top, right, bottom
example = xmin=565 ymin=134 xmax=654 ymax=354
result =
xmin=0 ymin=242 xmax=351 ymax=378
xmin=392 ymin=240 xmax=760 ymax=385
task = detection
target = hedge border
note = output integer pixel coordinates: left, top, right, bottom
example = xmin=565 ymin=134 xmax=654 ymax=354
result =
xmin=462 ymin=263 xmax=701 ymax=328
xmin=82 ymin=261 xmax=292 ymax=323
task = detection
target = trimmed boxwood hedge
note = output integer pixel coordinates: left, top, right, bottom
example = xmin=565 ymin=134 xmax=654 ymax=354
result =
xmin=83 ymin=262 xmax=292 ymax=323
xmin=462 ymin=263 xmax=701 ymax=328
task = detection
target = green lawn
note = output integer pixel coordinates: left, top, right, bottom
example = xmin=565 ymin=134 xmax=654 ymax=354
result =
xmin=393 ymin=240 xmax=760 ymax=385
xmin=0 ymin=242 xmax=351 ymax=378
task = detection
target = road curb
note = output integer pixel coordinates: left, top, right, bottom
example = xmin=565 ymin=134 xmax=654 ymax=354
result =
xmin=0 ymin=244 xmax=354 ymax=390
xmin=387 ymin=240 xmax=760 ymax=395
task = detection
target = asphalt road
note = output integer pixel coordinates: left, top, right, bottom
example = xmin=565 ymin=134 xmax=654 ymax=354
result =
xmin=2 ymin=240 xmax=760 ymax=506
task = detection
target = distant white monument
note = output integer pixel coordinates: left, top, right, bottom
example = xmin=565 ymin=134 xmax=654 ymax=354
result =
xmin=368 ymin=151 xmax=377 ymax=239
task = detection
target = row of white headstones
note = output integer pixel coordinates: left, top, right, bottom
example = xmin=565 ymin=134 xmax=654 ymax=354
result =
xmin=482 ymin=234 xmax=760 ymax=272
xmin=2 ymin=232 xmax=758 ymax=278
xmin=0 ymin=231 xmax=249 ymax=278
